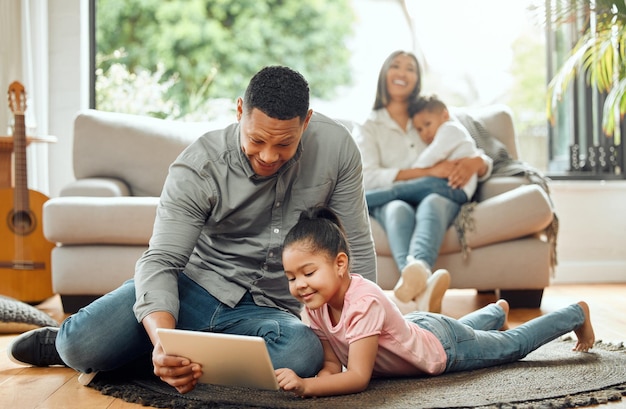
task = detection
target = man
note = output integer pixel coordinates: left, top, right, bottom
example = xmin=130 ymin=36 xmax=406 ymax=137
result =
xmin=9 ymin=66 xmax=376 ymax=393
xmin=9 ymin=66 xmax=445 ymax=394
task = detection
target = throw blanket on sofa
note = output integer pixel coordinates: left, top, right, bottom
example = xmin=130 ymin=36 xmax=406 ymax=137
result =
xmin=453 ymin=110 xmax=559 ymax=272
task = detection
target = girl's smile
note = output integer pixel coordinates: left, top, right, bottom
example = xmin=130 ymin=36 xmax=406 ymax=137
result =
xmin=282 ymin=244 xmax=350 ymax=311
xmin=299 ymin=290 xmax=317 ymax=303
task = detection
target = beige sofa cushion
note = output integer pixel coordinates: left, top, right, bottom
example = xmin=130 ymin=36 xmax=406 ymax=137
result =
xmin=451 ymin=104 xmax=519 ymax=160
xmin=371 ymin=184 xmax=553 ymax=258
xmin=51 ymin=245 xmax=147 ymax=295
xmin=73 ymin=110 xmax=214 ymax=197
xmin=60 ymin=177 xmax=132 ymax=197
xmin=440 ymin=184 xmax=553 ymax=254
xmin=435 ymin=238 xmax=551 ymax=289
xmin=44 ymin=196 xmax=158 ymax=245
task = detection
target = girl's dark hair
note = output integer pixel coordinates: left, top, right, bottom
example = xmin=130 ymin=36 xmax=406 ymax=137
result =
xmin=283 ymin=206 xmax=350 ymax=260
xmin=373 ymin=50 xmax=422 ymax=110
xmin=243 ymin=65 xmax=310 ymax=121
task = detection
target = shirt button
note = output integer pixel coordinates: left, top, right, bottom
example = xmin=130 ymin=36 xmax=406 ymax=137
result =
xmin=276 ymin=202 xmax=281 ymax=207
xmin=269 ymin=251 xmax=274 ymax=257
xmin=273 ymin=228 xmax=279 ymax=234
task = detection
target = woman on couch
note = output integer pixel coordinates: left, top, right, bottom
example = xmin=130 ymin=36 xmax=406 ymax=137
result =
xmin=356 ymin=50 xmax=493 ymax=313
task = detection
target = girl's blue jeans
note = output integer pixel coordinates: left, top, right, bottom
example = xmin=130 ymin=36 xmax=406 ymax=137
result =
xmin=406 ymin=303 xmax=585 ymax=373
xmin=55 ymin=274 xmax=323 ymax=377
xmin=371 ymin=193 xmax=460 ymax=271
xmin=366 ymin=177 xmax=468 ymax=210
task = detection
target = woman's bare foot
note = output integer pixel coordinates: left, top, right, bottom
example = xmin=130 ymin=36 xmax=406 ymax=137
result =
xmin=573 ymin=301 xmax=595 ymax=352
xmin=496 ymin=299 xmax=510 ymax=330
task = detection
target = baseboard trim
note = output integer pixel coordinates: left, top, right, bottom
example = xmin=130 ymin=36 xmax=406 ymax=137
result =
xmin=552 ymin=261 xmax=626 ymax=284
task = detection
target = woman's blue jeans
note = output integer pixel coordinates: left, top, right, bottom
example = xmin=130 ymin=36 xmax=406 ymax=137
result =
xmin=55 ymin=274 xmax=323 ymax=377
xmin=406 ymin=303 xmax=585 ymax=373
xmin=371 ymin=193 xmax=460 ymax=271
xmin=366 ymin=177 xmax=468 ymax=210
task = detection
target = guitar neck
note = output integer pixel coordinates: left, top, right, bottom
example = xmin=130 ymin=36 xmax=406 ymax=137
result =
xmin=12 ymin=113 xmax=30 ymax=210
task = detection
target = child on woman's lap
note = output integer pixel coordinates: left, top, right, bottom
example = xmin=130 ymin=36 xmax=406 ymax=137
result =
xmin=366 ymin=96 xmax=483 ymax=305
xmin=365 ymin=95 xmax=479 ymax=211
xmin=275 ymin=206 xmax=595 ymax=397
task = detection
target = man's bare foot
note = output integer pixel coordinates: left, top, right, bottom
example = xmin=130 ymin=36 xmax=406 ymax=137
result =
xmin=495 ymin=299 xmax=510 ymax=330
xmin=573 ymin=301 xmax=595 ymax=352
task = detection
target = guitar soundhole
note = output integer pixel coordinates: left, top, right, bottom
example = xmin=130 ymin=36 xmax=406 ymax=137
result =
xmin=7 ymin=209 xmax=37 ymax=236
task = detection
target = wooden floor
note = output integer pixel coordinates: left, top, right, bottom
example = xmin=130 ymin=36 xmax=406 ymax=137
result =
xmin=1 ymin=283 xmax=625 ymax=409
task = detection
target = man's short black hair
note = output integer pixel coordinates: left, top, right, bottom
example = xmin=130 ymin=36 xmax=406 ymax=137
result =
xmin=243 ymin=66 xmax=310 ymax=121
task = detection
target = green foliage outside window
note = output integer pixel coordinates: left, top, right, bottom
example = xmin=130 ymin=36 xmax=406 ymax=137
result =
xmin=96 ymin=0 xmax=355 ymax=120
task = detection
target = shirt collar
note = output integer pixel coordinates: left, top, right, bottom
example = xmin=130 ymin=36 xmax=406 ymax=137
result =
xmin=370 ymin=107 xmax=413 ymax=134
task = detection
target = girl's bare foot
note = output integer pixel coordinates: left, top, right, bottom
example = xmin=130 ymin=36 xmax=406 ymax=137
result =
xmin=496 ymin=299 xmax=510 ymax=330
xmin=573 ymin=301 xmax=595 ymax=352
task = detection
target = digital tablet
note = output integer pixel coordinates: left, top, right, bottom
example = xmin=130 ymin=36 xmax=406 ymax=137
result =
xmin=157 ymin=328 xmax=279 ymax=390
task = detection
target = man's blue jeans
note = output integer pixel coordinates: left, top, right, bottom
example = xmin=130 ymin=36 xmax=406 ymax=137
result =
xmin=56 ymin=274 xmax=323 ymax=377
xmin=406 ymin=303 xmax=585 ymax=373
xmin=366 ymin=177 xmax=468 ymax=210
xmin=371 ymin=193 xmax=460 ymax=271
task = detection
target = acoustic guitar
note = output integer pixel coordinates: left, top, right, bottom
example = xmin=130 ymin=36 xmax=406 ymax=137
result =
xmin=0 ymin=81 xmax=54 ymax=303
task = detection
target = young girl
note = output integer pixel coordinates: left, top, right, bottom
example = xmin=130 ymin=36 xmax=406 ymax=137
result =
xmin=276 ymin=206 xmax=595 ymax=398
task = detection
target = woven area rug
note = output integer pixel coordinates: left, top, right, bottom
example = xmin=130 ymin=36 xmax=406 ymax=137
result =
xmin=89 ymin=338 xmax=626 ymax=409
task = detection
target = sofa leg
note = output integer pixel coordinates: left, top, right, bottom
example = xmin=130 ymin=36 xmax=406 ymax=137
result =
xmin=498 ymin=289 xmax=544 ymax=309
xmin=60 ymin=295 xmax=102 ymax=314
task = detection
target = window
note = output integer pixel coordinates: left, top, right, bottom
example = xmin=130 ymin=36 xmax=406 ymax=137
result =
xmin=406 ymin=1 xmax=548 ymax=172
xmin=545 ymin=0 xmax=625 ymax=180
xmin=90 ymin=0 xmax=355 ymax=122
xmin=93 ymin=0 xmax=621 ymax=180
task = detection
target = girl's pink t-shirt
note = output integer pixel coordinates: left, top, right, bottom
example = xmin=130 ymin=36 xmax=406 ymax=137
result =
xmin=305 ymin=274 xmax=447 ymax=377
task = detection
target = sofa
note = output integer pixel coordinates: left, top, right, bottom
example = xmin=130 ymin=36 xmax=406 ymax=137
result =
xmin=369 ymin=105 xmax=555 ymax=307
xmin=43 ymin=106 xmax=555 ymax=313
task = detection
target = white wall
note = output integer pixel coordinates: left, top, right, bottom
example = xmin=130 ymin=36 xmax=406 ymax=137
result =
xmin=550 ymin=181 xmax=626 ymax=284
xmin=48 ymin=0 xmax=89 ymax=197
xmin=311 ymin=0 xmax=413 ymax=123
xmin=0 ymin=1 xmax=23 ymax=134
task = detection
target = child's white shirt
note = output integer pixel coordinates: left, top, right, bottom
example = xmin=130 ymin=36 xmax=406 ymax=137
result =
xmin=413 ymin=120 xmax=480 ymax=199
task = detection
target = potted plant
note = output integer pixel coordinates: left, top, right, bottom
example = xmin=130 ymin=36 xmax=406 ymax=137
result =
xmin=546 ymin=0 xmax=626 ymax=137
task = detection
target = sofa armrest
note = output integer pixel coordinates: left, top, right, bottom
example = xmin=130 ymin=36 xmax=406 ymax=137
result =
xmin=44 ymin=196 xmax=159 ymax=245
xmin=60 ymin=177 xmax=132 ymax=197
xmin=475 ymin=176 xmax=536 ymax=201
xmin=440 ymin=184 xmax=554 ymax=254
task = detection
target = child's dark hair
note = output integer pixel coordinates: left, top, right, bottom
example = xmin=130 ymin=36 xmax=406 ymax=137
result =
xmin=283 ymin=206 xmax=351 ymax=261
xmin=243 ymin=65 xmax=310 ymax=122
xmin=409 ymin=94 xmax=447 ymax=117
